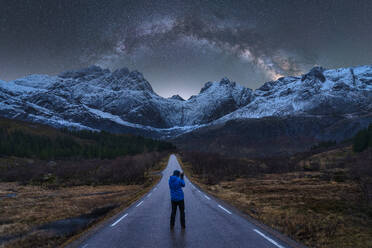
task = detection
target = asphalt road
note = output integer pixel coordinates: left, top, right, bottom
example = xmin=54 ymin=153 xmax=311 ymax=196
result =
xmin=72 ymin=154 xmax=294 ymax=248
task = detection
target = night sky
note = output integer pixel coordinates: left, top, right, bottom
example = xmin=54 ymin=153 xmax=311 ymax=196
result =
xmin=1 ymin=0 xmax=372 ymax=98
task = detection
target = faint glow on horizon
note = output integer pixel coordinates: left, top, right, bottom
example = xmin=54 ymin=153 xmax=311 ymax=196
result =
xmin=153 ymin=83 xmax=199 ymax=100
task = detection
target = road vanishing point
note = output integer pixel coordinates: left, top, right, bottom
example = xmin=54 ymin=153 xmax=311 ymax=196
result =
xmin=69 ymin=154 xmax=302 ymax=248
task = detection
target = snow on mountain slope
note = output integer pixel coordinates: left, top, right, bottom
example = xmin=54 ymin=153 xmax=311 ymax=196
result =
xmin=0 ymin=66 xmax=250 ymax=136
xmin=0 ymin=65 xmax=371 ymax=139
xmin=214 ymin=66 xmax=372 ymax=124
xmin=178 ymin=78 xmax=253 ymax=125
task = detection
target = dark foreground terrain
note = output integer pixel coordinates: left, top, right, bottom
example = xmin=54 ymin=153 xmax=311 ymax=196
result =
xmin=181 ymin=144 xmax=372 ymax=248
xmin=69 ymin=155 xmax=298 ymax=248
xmin=173 ymin=115 xmax=372 ymax=158
xmin=0 ymin=156 xmax=168 ymax=248
xmin=0 ymin=118 xmax=175 ymax=247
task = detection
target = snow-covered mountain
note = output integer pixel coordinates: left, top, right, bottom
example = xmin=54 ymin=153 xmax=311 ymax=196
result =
xmin=216 ymin=66 xmax=372 ymax=122
xmin=0 ymin=66 xmax=252 ymax=137
xmin=0 ymin=65 xmax=372 ymax=143
xmin=172 ymin=66 xmax=372 ymax=156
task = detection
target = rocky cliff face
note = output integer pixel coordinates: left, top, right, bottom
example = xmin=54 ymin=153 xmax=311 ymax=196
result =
xmin=0 ymin=66 xmax=253 ymax=137
xmin=172 ymin=114 xmax=372 ymax=157
xmin=1 ymin=64 xmax=372 ymax=153
xmin=216 ymin=66 xmax=372 ymax=122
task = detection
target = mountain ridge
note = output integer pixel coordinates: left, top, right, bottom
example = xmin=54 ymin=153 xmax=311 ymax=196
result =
xmin=1 ymin=65 xmax=372 ymax=147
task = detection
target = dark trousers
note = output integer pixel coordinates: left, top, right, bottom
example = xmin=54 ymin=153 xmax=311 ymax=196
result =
xmin=170 ymin=200 xmax=185 ymax=227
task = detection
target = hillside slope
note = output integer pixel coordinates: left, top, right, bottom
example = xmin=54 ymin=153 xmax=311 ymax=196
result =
xmin=1 ymin=65 xmax=372 ymax=155
xmin=173 ymin=114 xmax=372 ymax=157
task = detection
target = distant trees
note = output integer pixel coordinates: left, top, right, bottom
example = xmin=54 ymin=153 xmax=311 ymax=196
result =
xmin=349 ymin=148 xmax=372 ymax=204
xmin=182 ymin=152 xmax=246 ymax=184
xmin=349 ymin=124 xmax=372 ymax=203
xmin=310 ymin=140 xmax=337 ymax=151
xmin=0 ymin=152 xmax=167 ymax=186
xmin=353 ymin=124 xmax=372 ymax=152
xmin=182 ymin=151 xmax=295 ymax=185
xmin=0 ymin=127 xmax=176 ymax=160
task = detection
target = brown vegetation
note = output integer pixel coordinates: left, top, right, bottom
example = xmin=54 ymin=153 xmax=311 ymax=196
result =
xmin=0 ymin=154 xmax=169 ymax=248
xmin=0 ymin=152 xmax=167 ymax=186
xmin=181 ymin=151 xmax=298 ymax=184
xmin=181 ymin=148 xmax=372 ymax=248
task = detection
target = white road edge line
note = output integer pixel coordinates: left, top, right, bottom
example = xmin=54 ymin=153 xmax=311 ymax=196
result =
xmin=111 ymin=213 xmax=128 ymax=227
xmin=197 ymin=190 xmax=201 ymax=193
xmin=147 ymin=193 xmax=152 ymax=197
xmin=218 ymin=204 xmax=232 ymax=214
xmin=82 ymin=244 xmax=88 ymax=248
xmin=253 ymin=229 xmax=285 ymax=248
xmin=203 ymin=194 xmax=211 ymax=200
xmin=136 ymin=201 xmax=144 ymax=207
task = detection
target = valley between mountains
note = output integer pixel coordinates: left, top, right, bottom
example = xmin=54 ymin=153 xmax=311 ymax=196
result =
xmin=1 ymin=65 xmax=372 ymax=248
xmin=1 ymin=65 xmax=372 ymax=156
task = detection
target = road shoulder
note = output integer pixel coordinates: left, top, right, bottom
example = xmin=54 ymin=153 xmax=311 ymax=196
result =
xmin=63 ymin=155 xmax=169 ymax=248
xmin=176 ymin=154 xmax=307 ymax=248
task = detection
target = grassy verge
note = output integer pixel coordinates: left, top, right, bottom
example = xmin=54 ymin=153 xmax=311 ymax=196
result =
xmin=0 ymin=155 xmax=169 ymax=248
xmin=180 ymin=155 xmax=372 ymax=248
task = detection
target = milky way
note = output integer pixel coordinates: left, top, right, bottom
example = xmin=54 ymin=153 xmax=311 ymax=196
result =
xmin=1 ymin=0 xmax=372 ymax=98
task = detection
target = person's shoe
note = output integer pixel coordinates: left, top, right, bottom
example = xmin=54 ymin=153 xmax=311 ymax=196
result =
xmin=170 ymin=225 xmax=174 ymax=230
xmin=181 ymin=225 xmax=186 ymax=229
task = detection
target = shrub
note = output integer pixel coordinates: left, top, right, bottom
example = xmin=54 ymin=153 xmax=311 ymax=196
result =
xmin=182 ymin=151 xmax=297 ymax=184
xmin=0 ymin=152 xmax=167 ymax=186
xmin=349 ymin=148 xmax=372 ymax=204
xmin=311 ymin=140 xmax=337 ymax=151
xmin=0 ymin=127 xmax=175 ymax=160
xmin=353 ymin=124 xmax=372 ymax=152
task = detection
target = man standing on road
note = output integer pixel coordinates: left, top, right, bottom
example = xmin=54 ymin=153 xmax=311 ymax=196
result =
xmin=169 ymin=170 xmax=186 ymax=229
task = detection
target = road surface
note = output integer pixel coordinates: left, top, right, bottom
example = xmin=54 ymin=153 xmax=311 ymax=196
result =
xmin=71 ymin=154 xmax=297 ymax=248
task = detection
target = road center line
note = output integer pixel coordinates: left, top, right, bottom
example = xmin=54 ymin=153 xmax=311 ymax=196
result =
xmin=111 ymin=213 xmax=128 ymax=227
xmin=253 ymin=229 xmax=285 ymax=248
xmin=218 ymin=204 xmax=232 ymax=214
xmin=203 ymin=194 xmax=211 ymax=200
xmin=136 ymin=201 xmax=144 ymax=207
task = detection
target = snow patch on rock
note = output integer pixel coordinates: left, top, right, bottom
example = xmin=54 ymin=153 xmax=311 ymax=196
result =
xmin=0 ymin=65 xmax=371 ymax=138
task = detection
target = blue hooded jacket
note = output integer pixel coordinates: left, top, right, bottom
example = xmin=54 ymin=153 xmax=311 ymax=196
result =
xmin=169 ymin=175 xmax=185 ymax=201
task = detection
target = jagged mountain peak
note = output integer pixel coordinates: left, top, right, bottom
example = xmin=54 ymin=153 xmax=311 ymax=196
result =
xmin=0 ymin=64 xmax=371 ymax=140
xmin=216 ymin=64 xmax=372 ymax=123
xmin=59 ymin=65 xmax=109 ymax=79
xmin=219 ymin=77 xmax=234 ymax=85
xmin=200 ymin=77 xmax=241 ymax=94
xmin=105 ymin=69 xmax=154 ymax=92
xmin=111 ymin=67 xmax=130 ymax=78
xmin=169 ymin=95 xmax=185 ymax=101
xmin=200 ymin=81 xmax=213 ymax=93
xmin=58 ymin=65 xmax=154 ymax=93
xmin=301 ymin=66 xmax=326 ymax=83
